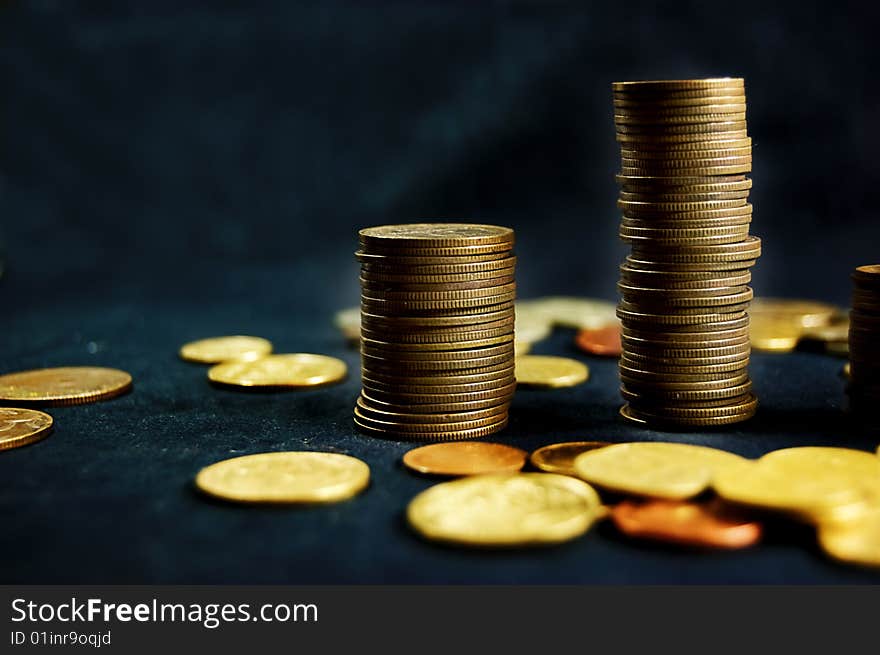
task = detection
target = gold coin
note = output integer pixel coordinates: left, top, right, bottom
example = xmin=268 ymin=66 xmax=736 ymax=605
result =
xmin=616 ymin=130 xmax=749 ymax=145
xmin=749 ymin=297 xmax=842 ymax=329
xmin=195 ymin=451 xmax=370 ymax=504
xmin=517 ymin=296 xmax=618 ymax=330
xmin=354 ymin=415 xmax=509 ymax=441
xmin=614 ymin=103 xmax=747 ymax=117
xmin=208 ymin=354 xmax=347 ymax=388
xmin=612 ymin=78 xmax=744 ymax=92
xmin=574 ymin=441 xmax=746 ymax=499
xmin=402 ymin=441 xmax=527 ymax=476
xmin=358 ymin=223 xmax=514 ymax=247
xmin=334 ymin=308 xmax=361 ymax=342
xmin=0 ymin=367 xmax=132 ymax=406
xmin=529 ymin=441 xmax=613 ymax=476
xmin=360 ymin=256 xmax=516 ymax=275
xmin=613 ymin=95 xmax=746 ymax=108
xmin=819 ymin=506 xmax=880 ymax=568
xmin=0 ymin=407 xmax=53 ymax=451
xmin=406 ymin=473 xmax=602 ymax=546
xmin=179 ymin=335 xmax=273 ymax=363
xmin=615 ymin=112 xmax=747 ymax=125
xmin=748 ymin=315 xmax=801 ymax=352
xmin=515 ymin=355 xmax=589 ymax=388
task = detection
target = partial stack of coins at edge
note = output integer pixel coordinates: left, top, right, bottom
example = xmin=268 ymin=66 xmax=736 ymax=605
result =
xmin=847 ymin=265 xmax=880 ymax=425
xmin=354 ymin=224 xmax=516 ymax=440
xmin=612 ymin=78 xmax=761 ymax=428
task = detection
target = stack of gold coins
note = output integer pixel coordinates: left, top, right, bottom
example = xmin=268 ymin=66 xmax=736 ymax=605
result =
xmin=354 ymin=224 xmax=516 ymax=440
xmin=612 ymin=78 xmax=760 ymax=428
xmin=847 ymin=265 xmax=880 ymax=423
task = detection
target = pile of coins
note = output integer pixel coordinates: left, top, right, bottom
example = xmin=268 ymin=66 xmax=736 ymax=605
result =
xmin=612 ymin=77 xmax=760 ymax=427
xmin=354 ymin=224 xmax=516 ymax=440
xmin=848 ymin=265 xmax=880 ymax=424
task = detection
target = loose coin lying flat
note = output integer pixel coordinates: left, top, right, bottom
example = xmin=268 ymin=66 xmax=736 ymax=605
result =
xmin=529 ymin=441 xmax=612 ymax=476
xmin=518 ymin=297 xmax=618 ymax=330
xmin=334 ymin=308 xmax=362 ymax=342
xmin=208 ymin=354 xmax=347 ymax=388
xmin=819 ymin=506 xmax=880 ymax=568
xmin=195 ymin=451 xmax=370 ymax=503
xmin=402 ymin=441 xmax=527 ymax=476
xmin=575 ymin=325 xmax=622 ymax=357
xmin=515 ymin=355 xmax=589 ymax=388
xmin=750 ymin=297 xmax=842 ymax=329
xmin=0 ymin=366 xmax=133 ymax=406
xmin=610 ymin=498 xmax=762 ymax=549
xmin=0 ymin=407 xmax=54 ymax=451
xmin=748 ymin=315 xmax=803 ymax=352
xmin=574 ymin=441 xmax=746 ymax=499
xmin=406 ymin=473 xmax=602 ymax=546
xmin=179 ymin=335 xmax=273 ymax=363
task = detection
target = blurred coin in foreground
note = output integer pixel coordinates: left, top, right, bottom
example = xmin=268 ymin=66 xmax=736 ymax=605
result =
xmin=575 ymin=324 xmax=622 ymax=357
xmin=195 ymin=452 xmax=370 ymax=503
xmin=407 ymin=473 xmax=602 ymax=546
xmin=402 ymin=441 xmax=527 ymax=476
xmin=516 ymin=355 xmax=589 ymax=388
xmin=0 ymin=407 xmax=54 ymax=451
xmin=179 ymin=335 xmax=273 ymax=363
xmin=529 ymin=441 xmax=612 ymax=476
xmin=208 ymin=354 xmax=347 ymax=388
xmin=0 ymin=366 xmax=132 ymax=406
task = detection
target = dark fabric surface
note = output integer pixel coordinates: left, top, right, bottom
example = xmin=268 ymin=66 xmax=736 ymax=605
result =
xmin=2 ymin=1 xmax=880 ymax=583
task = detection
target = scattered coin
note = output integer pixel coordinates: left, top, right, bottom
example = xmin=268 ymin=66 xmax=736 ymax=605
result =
xmin=195 ymin=451 xmax=370 ymax=504
xmin=334 ymin=308 xmax=361 ymax=343
xmin=574 ymin=441 xmax=746 ymax=499
xmin=574 ymin=324 xmax=622 ymax=357
xmin=750 ymin=297 xmax=842 ymax=329
xmin=0 ymin=366 xmax=133 ymax=406
xmin=0 ymin=407 xmax=54 ymax=451
xmin=610 ymin=498 xmax=763 ymax=549
xmin=402 ymin=441 xmax=527 ymax=476
xmin=208 ymin=354 xmax=347 ymax=388
xmin=517 ymin=297 xmax=618 ymax=330
xmin=515 ymin=355 xmax=589 ymax=388
xmin=406 ymin=473 xmax=602 ymax=546
xmin=179 ymin=335 xmax=273 ymax=363
xmin=529 ymin=441 xmax=612 ymax=476
xmin=818 ymin=506 xmax=880 ymax=568
xmin=800 ymin=320 xmax=849 ymax=356
xmin=748 ymin=315 xmax=802 ymax=352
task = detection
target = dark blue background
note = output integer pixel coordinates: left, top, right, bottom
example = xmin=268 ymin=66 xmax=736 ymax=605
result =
xmin=1 ymin=1 xmax=879 ymax=583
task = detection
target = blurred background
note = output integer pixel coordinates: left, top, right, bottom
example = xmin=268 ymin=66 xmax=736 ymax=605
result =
xmin=2 ymin=0 xmax=879 ymax=318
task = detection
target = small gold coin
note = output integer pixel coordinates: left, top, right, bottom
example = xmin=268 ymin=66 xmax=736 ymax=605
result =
xmin=402 ymin=442 xmax=527 ymax=476
xmin=0 ymin=367 xmax=132 ymax=406
xmin=0 ymin=407 xmax=54 ymax=451
xmin=334 ymin=308 xmax=361 ymax=342
xmin=518 ymin=296 xmax=618 ymax=330
xmin=406 ymin=473 xmax=602 ymax=546
xmin=748 ymin=315 xmax=802 ymax=352
xmin=574 ymin=441 xmax=746 ymax=499
xmin=515 ymin=355 xmax=589 ymax=388
xmin=208 ymin=354 xmax=347 ymax=388
xmin=819 ymin=506 xmax=880 ymax=568
xmin=179 ymin=335 xmax=273 ymax=363
xmin=195 ymin=451 xmax=370 ymax=503
xmin=529 ymin=441 xmax=612 ymax=476
xmin=750 ymin=297 xmax=842 ymax=329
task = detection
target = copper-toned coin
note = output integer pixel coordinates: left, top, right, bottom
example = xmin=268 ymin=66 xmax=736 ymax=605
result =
xmin=0 ymin=366 xmax=133 ymax=406
xmin=402 ymin=441 xmax=527 ymax=476
xmin=529 ymin=441 xmax=612 ymax=476
xmin=575 ymin=325 xmax=622 ymax=357
xmin=610 ymin=498 xmax=763 ymax=549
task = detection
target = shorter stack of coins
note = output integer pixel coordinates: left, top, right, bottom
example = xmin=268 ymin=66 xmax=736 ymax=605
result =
xmin=612 ymin=77 xmax=760 ymax=428
xmin=354 ymin=224 xmax=516 ymax=440
xmin=847 ymin=265 xmax=880 ymax=425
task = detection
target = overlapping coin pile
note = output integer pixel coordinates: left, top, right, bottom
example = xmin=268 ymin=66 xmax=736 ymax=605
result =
xmin=612 ymin=78 xmax=760 ymax=427
xmin=354 ymin=224 xmax=516 ymax=440
xmin=848 ymin=265 xmax=880 ymax=425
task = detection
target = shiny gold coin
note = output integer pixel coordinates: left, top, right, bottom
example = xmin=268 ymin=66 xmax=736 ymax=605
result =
xmin=362 ymin=334 xmax=513 ymax=353
xmin=353 ymin=406 xmax=507 ymax=433
xmin=334 ymin=308 xmax=361 ymax=342
xmin=616 ymin=121 xmax=747 ymax=136
xmin=360 ymin=291 xmax=515 ymax=311
xmin=0 ymin=367 xmax=133 ymax=406
xmin=819 ymin=506 xmax=880 ymax=568
xmin=613 ymin=95 xmax=746 ymax=108
xmin=208 ymin=354 xmax=347 ymax=388
xmin=620 ymin=403 xmax=756 ymax=427
xmin=360 ymin=256 xmax=516 ymax=275
xmin=179 ymin=335 xmax=273 ymax=364
xmin=612 ymin=78 xmax=744 ymax=92
xmin=356 ymin=250 xmax=509 ymax=265
xmin=529 ymin=441 xmax=613 ymax=476
xmin=0 ymin=407 xmax=54 ymax=451
xmin=195 ymin=451 xmax=370 ymax=504
xmin=574 ymin=441 xmax=746 ymax=499
xmin=354 ymin=415 xmax=509 ymax=441
xmin=748 ymin=315 xmax=801 ymax=352
xmin=356 ymin=396 xmax=508 ymax=425
xmin=402 ymin=441 xmax=527 ymax=476
xmin=515 ymin=355 xmax=589 ymax=388
xmin=618 ymin=197 xmax=748 ymax=211
xmin=615 ymin=112 xmax=747 ymax=126
xmin=749 ymin=297 xmax=842 ymax=329
xmin=616 ymin=130 xmax=749 ymax=145
xmin=615 ymin=102 xmax=747 ymax=115
xmin=514 ymin=307 xmax=554 ymax=343
xmin=406 ymin=473 xmax=602 ymax=546
xmin=616 ymin=175 xmax=752 ymax=192
xmin=358 ymin=223 xmax=514 ymax=247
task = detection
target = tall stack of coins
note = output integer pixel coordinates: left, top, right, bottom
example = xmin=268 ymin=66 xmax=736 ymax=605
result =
xmin=847 ymin=265 xmax=880 ymax=425
xmin=354 ymin=224 xmax=516 ymax=440
xmin=612 ymin=78 xmax=760 ymax=428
